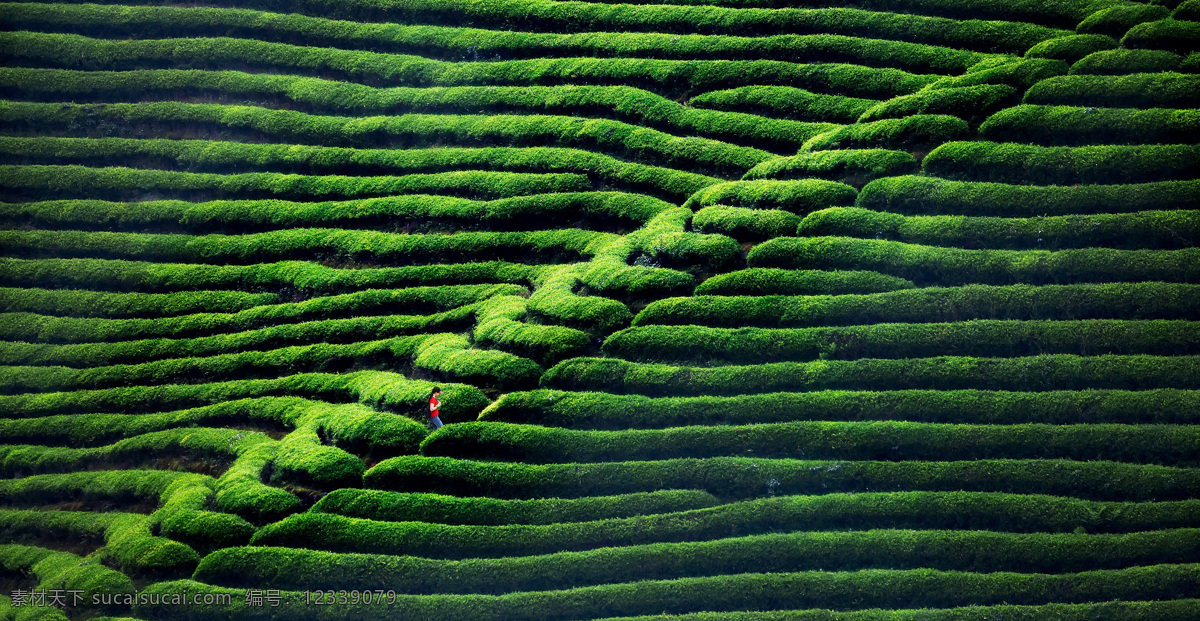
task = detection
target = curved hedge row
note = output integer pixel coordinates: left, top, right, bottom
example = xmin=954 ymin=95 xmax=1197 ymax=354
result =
xmin=133 ymin=566 xmax=1200 ymax=621
xmin=0 ymin=397 xmax=339 ymax=448
xmin=691 ymin=206 xmax=798 ymax=241
xmin=311 ymin=488 xmax=718 ymax=525
xmin=747 ymin=237 xmax=1200 ymax=285
xmin=0 ymin=257 xmax=538 ymax=295
xmin=978 ymin=105 xmax=1200 ymax=145
xmin=1122 ymin=18 xmax=1200 ymax=54
xmin=0 ymin=165 xmax=590 ymax=203
xmin=0 ymin=33 xmax=937 ymax=99
xmin=0 ymin=336 xmax=539 ymax=394
xmin=687 ymin=86 xmax=875 ymax=123
xmin=471 ymin=296 xmax=591 ymax=363
xmin=0 ymin=192 xmax=671 ymax=234
xmin=0 ymin=228 xmax=610 ymax=267
xmin=601 ymin=320 xmax=1200 ymax=364
xmin=0 ymin=370 xmax=489 ymax=421
xmin=1 ymin=312 xmax=470 ymax=366
xmin=424 ymin=420 xmax=1200 ymax=465
xmin=800 ymin=114 xmax=968 ymax=151
xmin=0 ymin=66 xmax=833 ymax=152
xmin=1077 ymin=4 xmax=1171 ymax=38
xmin=0 ymin=426 xmax=269 ymax=477
xmin=741 ymin=149 xmax=916 ymax=184
xmin=1024 ymin=34 xmax=1117 ymax=63
xmin=858 ymin=175 xmax=1200 ymax=216
xmin=128 ymin=0 xmax=1068 ymax=52
xmin=0 ymin=469 xmax=192 ymax=506
xmin=198 ymin=529 xmax=1200 ymax=594
xmin=682 ymin=179 xmax=857 ymax=214
xmin=365 ymin=454 xmax=1200 ymax=501
xmin=855 ymin=84 xmax=1016 ymax=123
xmin=635 ymin=282 xmax=1200 ymax=329
xmin=1069 ymin=48 xmax=1183 ymax=75
xmin=480 ymin=388 xmax=1200 ymax=428
xmin=0 ymin=395 xmax=426 ymax=457
xmin=597 ymin=602 xmax=1200 ymax=621
xmin=0 ymin=137 xmax=715 ymax=204
xmin=0 ymin=284 xmax=506 ymax=343
xmin=0 ymin=286 xmax=276 ymax=318
xmin=540 ymin=354 xmax=1200 ymax=396
xmin=922 ymin=141 xmax=1200 ymax=185
xmin=0 ymin=6 xmax=994 ymax=74
xmin=692 ymin=268 xmax=914 ymax=296
xmin=0 ymin=0 xmax=1099 ymax=35
xmin=920 ymin=57 xmax=1068 ymax=91
xmin=2 ymin=99 xmax=772 ymax=177
xmin=797 ymin=207 xmax=1200 ymax=250
xmin=1023 ymin=72 xmax=1200 ymax=108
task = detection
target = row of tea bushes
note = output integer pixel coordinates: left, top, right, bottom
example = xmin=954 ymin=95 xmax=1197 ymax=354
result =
xmin=601 ymin=320 xmax=1200 ymax=364
xmin=921 ymin=141 xmax=1200 ymax=185
xmin=1070 ymin=47 xmax=1189 ymax=73
xmin=855 ymin=84 xmax=1016 ymax=123
xmin=0 ymin=135 xmax=715 ymax=203
xmin=796 ymin=207 xmax=1200 ymax=250
xmin=0 ymin=426 xmax=270 ymax=477
xmin=0 ymin=257 xmax=538 ymax=295
xmin=1 ymin=99 xmax=774 ymax=176
xmin=691 ymin=205 xmax=799 ymax=241
xmin=0 ymin=4 xmax=997 ymax=74
xmin=742 ymin=149 xmax=916 ymax=184
xmin=182 ymin=0 xmax=1067 ymax=51
xmin=540 ymin=354 xmax=1200 ymax=396
xmin=0 ymin=165 xmax=591 ymax=202
xmin=0 ymin=284 xmax=513 ymax=342
xmin=635 ymin=282 xmax=1200 ymax=328
xmin=0 ymin=193 xmax=672 ymax=234
xmin=800 ymin=114 xmax=968 ymax=151
xmin=682 ymin=179 xmax=857 ymax=214
xmin=362 ymin=454 xmax=1200 ymax=502
xmin=687 ymin=86 xmax=877 ymax=123
xmin=0 ymin=286 xmax=276 ymax=318
xmin=0 ymin=370 xmax=488 ymax=420
xmin=0 ymin=227 xmax=614 ymax=267
xmin=197 ymin=528 xmax=1200 ymax=593
xmin=311 ymin=488 xmax=719 ymax=525
xmin=127 ymin=570 xmax=1200 ymax=621
xmin=0 ymin=397 xmax=423 ymax=456
xmin=857 ymin=175 xmax=1200 ymax=216
xmin=978 ymin=105 xmax=1200 ymax=145
xmin=422 ymin=419 xmax=1200 ymax=464
xmin=0 ymin=34 xmax=937 ymax=99
xmin=0 ymin=336 xmax=541 ymax=393
xmin=1023 ymin=72 xmax=1200 ymax=107
xmin=747 ymin=237 xmax=1200 ymax=285
xmin=480 ymin=388 xmax=1200 ymax=428
xmin=693 ymin=268 xmax=914 ymax=295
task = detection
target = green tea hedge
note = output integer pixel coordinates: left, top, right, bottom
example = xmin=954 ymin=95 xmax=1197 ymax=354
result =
xmin=922 ymin=141 xmax=1200 ymax=185
xmin=747 ymin=237 xmax=1200 ymax=285
xmin=797 ymin=207 xmax=1200 ymax=250
xmin=541 ymin=354 xmax=1200 ymax=396
xmin=481 ymin=388 xmax=1200 ymax=428
xmin=636 ymin=282 xmax=1200 ymax=328
xmin=857 ymin=175 xmax=1200 ymax=216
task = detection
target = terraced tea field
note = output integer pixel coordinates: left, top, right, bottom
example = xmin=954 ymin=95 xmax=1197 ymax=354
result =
xmin=1 ymin=0 xmax=1200 ymax=618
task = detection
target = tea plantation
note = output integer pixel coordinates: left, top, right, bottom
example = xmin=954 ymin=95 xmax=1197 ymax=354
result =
xmin=1 ymin=0 xmax=1199 ymax=618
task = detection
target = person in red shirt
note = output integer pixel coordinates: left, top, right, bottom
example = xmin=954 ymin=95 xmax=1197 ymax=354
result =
xmin=429 ymin=387 xmax=443 ymax=429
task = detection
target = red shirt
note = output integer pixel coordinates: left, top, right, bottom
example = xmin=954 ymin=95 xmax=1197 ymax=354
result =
xmin=429 ymin=396 xmax=441 ymax=417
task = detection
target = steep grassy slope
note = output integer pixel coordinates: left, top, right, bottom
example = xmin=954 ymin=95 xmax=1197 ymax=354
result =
xmin=0 ymin=0 xmax=1198 ymax=619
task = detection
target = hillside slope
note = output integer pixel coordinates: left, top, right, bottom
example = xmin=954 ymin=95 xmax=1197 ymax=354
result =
xmin=1 ymin=0 xmax=1199 ymax=619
